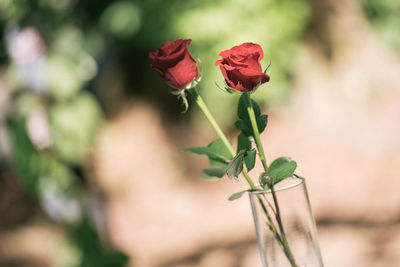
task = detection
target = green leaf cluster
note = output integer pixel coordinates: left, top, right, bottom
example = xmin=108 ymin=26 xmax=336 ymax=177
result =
xmin=235 ymin=94 xmax=268 ymax=137
xmin=223 ymin=94 xmax=269 ymax=181
xmin=185 ymin=139 xmax=233 ymax=180
xmin=225 ymin=148 xmax=257 ymax=179
xmin=224 ymin=94 xmax=270 ymax=180
xmin=185 ymin=93 xmax=301 ymax=196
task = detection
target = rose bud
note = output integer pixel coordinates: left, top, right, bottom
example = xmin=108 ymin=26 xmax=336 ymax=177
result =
xmin=149 ymin=38 xmax=199 ymax=90
xmin=216 ymin=42 xmax=270 ymax=93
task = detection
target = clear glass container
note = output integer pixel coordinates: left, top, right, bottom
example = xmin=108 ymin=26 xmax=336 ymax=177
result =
xmin=249 ymin=177 xmax=324 ymax=267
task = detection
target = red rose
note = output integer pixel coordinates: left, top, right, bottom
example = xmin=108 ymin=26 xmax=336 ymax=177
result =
xmin=149 ymin=38 xmax=199 ymax=90
xmin=216 ymin=43 xmax=270 ymax=93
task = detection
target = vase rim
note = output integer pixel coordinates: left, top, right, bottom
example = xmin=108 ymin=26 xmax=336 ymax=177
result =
xmin=248 ymin=176 xmax=304 ymax=195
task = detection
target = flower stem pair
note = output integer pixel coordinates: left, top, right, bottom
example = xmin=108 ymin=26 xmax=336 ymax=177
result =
xmin=188 ymin=87 xmax=298 ymax=267
xmin=244 ymin=93 xmax=298 ymax=267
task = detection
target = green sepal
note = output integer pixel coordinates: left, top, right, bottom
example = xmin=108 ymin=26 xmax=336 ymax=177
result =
xmin=263 ymin=61 xmax=271 ymax=74
xmin=197 ymin=58 xmax=203 ymax=81
xmin=215 ymin=81 xmax=236 ymax=94
xmin=170 ymin=88 xmax=189 ymax=113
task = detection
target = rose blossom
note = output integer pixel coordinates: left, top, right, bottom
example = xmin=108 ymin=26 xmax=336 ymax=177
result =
xmin=149 ymin=38 xmax=199 ymax=90
xmin=216 ymin=42 xmax=270 ymax=92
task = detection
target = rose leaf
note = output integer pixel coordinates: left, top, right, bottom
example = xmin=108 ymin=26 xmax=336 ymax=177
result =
xmin=184 ymin=139 xmax=233 ymax=166
xmin=200 ymin=166 xmax=226 ymax=180
xmin=244 ymin=148 xmax=257 ymax=172
xmin=257 ymin=115 xmax=268 ymax=134
xmin=237 ymin=94 xmax=261 ymax=121
xmin=228 ymin=190 xmax=248 ymax=201
xmin=237 ymin=133 xmax=252 ymax=153
xmin=267 ymin=157 xmax=297 ymax=184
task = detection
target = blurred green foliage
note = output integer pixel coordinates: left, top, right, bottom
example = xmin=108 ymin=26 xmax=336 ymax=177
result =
xmin=172 ymin=0 xmax=311 ymax=122
xmin=69 ymin=217 xmax=129 ymax=267
xmin=363 ymin=0 xmax=400 ymax=51
xmin=50 ymin=93 xmax=103 ymax=164
xmin=1 ymin=0 xmax=128 ymax=266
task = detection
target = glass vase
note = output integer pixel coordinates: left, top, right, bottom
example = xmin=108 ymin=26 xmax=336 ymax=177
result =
xmin=248 ymin=177 xmax=324 ymax=267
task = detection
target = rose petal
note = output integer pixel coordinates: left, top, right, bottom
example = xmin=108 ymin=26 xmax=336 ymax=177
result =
xmin=219 ymin=42 xmax=263 ymax=62
xmin=149 ymin=38 xmax=198 ymax=90
xmin=219 ymin=65 xmax=269 ymax=92
xmin=216 ymin=42 xmax=269 ymax=92
xmin=163 ymin=50 xmax=198 ymax=89
xmin=153 ymin=39 xmax=191 ymax=60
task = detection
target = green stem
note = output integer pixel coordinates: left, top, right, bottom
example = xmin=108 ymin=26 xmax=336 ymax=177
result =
xmin=270 ymin=185 xmax=297 ymax=264
xmin=244 ymin=93 xmax=298 ymax=267
xmin=188 ymin=87 xmax=289 ymax=258
xmin=188 ymin=88 xmax=297 ymax=266
xmin=244 ymin=94 xmax=268 ymax=171
xmin=188 ymin=87 xmax=257 ymax=190
xmin=188 ymin=88 xmax=235 ymax=156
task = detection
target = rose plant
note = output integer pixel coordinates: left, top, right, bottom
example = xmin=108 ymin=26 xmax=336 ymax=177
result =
xmin=150 ymin=39 xmax=320 ymax=267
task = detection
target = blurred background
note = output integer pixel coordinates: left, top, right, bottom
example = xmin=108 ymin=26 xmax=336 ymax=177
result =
xmin=0 ymin=0 xmax=400 ymax=266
